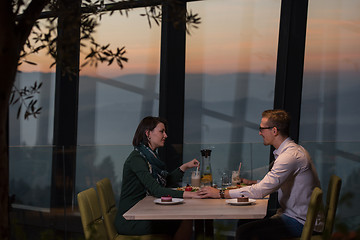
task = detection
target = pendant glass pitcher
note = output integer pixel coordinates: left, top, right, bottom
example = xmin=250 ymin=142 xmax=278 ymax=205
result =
xmin=200 ymin=149 xmax=212 ymax=186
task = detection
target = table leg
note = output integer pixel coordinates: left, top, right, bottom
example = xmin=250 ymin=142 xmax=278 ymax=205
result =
xmin=194 ymin=220 xmax=214 ymax=239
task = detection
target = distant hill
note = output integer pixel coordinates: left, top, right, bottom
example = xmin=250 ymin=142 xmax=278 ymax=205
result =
xmin=9 ymin=71 xmax=360 ymax=146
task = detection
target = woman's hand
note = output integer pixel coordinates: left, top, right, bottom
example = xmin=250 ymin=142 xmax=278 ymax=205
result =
xmin=197 ymin=186 xmax=220 ymax=199
xmin=179 ymin=158 xmax=200 ymax=172
xmin=183 ymin=191 xmax=202 ymax=199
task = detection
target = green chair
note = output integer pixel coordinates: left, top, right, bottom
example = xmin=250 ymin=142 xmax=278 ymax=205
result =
xmin=312 ymin=175 xmax=342 ymax=240
xmin=300 ymin=187 xmax=324 ymax=240
xmin=286 ymin=187 xmax=323 ymax=240
xmin=96 ymin=178 xmax=118 ymax=240
xmin=78 ymin=187 xmax=108 ymax=240
xmin=96 ymin=178 xmax=171 ymax=240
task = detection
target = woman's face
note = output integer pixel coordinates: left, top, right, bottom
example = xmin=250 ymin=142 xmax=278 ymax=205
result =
xmin=147 ymin=122 xmax=168 ymax=150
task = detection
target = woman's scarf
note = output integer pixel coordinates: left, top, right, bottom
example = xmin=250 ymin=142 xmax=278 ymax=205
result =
xmin=135 ymin=143 xmax=168 ymax=186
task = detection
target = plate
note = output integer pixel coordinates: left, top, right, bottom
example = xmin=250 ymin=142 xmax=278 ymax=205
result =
xmin=154 ymin=198 xmax=184 ymax=205
xmin=226 ymin=198 xmax=256 ymax=206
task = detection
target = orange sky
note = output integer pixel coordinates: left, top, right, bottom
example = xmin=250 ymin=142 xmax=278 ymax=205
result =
xmin=19 ymin=0 xmax=360 ymax=78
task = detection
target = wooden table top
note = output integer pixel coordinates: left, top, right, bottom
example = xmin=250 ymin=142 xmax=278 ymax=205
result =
xmin=123 ymin=196 xmax=269 ymax=220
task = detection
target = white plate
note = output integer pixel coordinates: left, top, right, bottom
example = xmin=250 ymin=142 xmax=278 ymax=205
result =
xmin=226 ymin=198 xmax=256 ymax=206
xmin=154 ymin=198 xmax=184 ymax=205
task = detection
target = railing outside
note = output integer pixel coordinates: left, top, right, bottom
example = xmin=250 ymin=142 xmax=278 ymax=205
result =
xmin=9 ymin=141 xmax=360 ymax=238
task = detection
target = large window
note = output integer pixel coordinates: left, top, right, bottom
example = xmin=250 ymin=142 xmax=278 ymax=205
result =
xmin=184 ymin=0 xmax=281 ymax=184
xmin=301 ymin=0 xmax=360 ymax=230
xmin=76 ymin=8 xmax=162 ymax=195
xmin=78 ymin=9 xmax=161 ymax=145
xmin=9 ymin=1 xmax=360 ymax=238
xmin=9 ymin=19 xmax=56 ymax=207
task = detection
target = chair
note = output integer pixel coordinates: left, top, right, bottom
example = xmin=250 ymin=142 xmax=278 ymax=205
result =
xmin=312 ymin=175 xmax=342 ymax=240
xmin=95 ymin=178 xmax=119 ymax=240
xmin=78 ymin=187 xmax=108 ymax=240
xmin=96 ymin=178 xmax=171 ymax=240
xmin=286 ymin=187 xmax=323 ymax=240
xmin=300 ymin=187 xmax=324 ymax=240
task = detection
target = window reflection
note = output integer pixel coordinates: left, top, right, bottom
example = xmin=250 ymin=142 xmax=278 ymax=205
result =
xmin=76 ymin=9 xmax=161 ymax=198
xmin=78 ymin=9 xmax=161 ymax=146
xmin=184 ymin=0 xmax=280 ymax=180
xmin=302 ymin=0 xmax=360 ymax=231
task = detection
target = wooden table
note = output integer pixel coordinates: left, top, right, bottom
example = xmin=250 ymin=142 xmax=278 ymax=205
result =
xmin=124 ymin=196 xmax=268 ymax=238
xmin=123 ymin=196 xmax=269 ymax=220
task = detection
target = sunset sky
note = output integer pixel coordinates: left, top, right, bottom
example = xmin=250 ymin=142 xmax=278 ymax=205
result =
xmin=19 ymin=0 xmax=360 ymax=78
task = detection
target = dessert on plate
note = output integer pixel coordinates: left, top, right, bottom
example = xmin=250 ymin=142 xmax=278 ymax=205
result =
xmin=237 ymin=195 xmax=249 ymax=202
xmin=161 ymin=195 xmax=172 ymax=202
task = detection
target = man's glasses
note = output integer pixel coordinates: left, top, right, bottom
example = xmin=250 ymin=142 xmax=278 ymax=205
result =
xmin=259 ymin=126 xmax=275 ymax=131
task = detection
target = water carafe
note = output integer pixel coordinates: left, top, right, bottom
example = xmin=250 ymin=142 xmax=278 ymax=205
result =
xmin=200 ymin=149 xmax=212 ymax=186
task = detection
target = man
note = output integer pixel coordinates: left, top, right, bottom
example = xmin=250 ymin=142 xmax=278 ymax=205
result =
xmin=198 ymin=109 xmax=323 ymax=239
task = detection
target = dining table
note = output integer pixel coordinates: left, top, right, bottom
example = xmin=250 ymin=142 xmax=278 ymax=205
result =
xmin=123 ymin=196 xmax=269 ymax=238
xmin=123 ymin=196 xmax=269 ymax=220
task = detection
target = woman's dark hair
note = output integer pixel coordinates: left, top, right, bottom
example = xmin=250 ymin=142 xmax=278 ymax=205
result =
xmin=262 ymin=109 xmax=291 ymax=137
xmin=132 ymin=116 xmax=168 ymax=146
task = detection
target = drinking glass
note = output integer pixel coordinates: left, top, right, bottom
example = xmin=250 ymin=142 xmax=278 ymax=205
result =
xmin=231 ymin=170 xmax=241 ymax=186
xmin=221 ymin=170 xmax=231 ymax=188
xmin=191 ymin=171 xmax=201 ymax=187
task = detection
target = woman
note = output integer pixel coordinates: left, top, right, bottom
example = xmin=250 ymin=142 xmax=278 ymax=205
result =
xmin=115 ymin=116 xmax=199 ymax=239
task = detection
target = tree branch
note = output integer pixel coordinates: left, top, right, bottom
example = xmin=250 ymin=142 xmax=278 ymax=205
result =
xmin=15 ymin=0 xmax=51 ymax=48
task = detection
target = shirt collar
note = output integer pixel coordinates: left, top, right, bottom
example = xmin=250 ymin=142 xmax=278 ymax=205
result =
xmin=273 ymin=137 xmax=291 ymax=159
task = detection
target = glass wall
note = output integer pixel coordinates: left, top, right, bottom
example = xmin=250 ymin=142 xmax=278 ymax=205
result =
xmin=77 ymin=8 xmax=162 ymax=197
xmin=9 ymin=22 xmax=56 ymax=207
xmin=302 ymin=0 xmax=360 ymax=233
xmin=183 ymin=2 xmax=281 ymax=236
xmin=9 ymin=0 xmax=360 ymax=239
xmin=9 ymin=35 xmax=57 ymax=238
xmin=184 ymin=0 xmax=281 ymax=186
xmin=10 ymin=67 xmax=55 ymax=146
xmin=9 ymin=7 xmax=162 ymax=239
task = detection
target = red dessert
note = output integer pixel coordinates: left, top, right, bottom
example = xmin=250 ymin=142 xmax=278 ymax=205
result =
xmin=161 ymin=195 xmax=172 ymax=202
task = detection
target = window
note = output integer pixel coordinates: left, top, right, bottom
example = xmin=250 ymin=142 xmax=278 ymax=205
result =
xmin=184 ymin=0 xmax=281 ymax=182
xmin=301 ymin=0 xmax=360 ymax=229
xmin=76 ymin=8 xmax=162 ymax=195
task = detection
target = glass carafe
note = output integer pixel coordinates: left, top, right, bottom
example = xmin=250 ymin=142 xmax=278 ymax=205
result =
xmin=200 ymin=149 xmax=212 ymax=186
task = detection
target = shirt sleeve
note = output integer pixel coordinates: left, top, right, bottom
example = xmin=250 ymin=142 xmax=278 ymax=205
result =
xmin=229 ymin=152 xmax=299 ymax=199
xmin=129 ymin=155 xmax=184 ymax=198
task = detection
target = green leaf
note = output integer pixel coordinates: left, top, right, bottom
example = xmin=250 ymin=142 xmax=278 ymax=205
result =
xmin=17 ymin=105 xmax=22 ymax=119
xmin=24 ymin=60 xmax=37 ymax=65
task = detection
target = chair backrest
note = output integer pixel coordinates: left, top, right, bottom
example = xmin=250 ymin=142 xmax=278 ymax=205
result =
xmin=96 ymin=178 xmax=172 ymax=240
xmin=96 ymin=178 xmax=118 ymax=240
xmin=300 ymin=187 xmax=323 ymax=240
xmin=78 ymin=187 xmax=108 ymax=240
xmin=322 ymin=175 xmax=342 ymax=240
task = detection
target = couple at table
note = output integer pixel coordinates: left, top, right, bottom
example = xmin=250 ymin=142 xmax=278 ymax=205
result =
xmin=115 ymin=110 xmax=323 ymax=240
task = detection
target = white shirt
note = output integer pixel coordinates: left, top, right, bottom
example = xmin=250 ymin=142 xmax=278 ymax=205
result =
xmin=229 ymin=138 xmax=324 ymax=231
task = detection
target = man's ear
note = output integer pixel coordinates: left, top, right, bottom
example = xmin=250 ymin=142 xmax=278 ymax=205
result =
xmin=273 ymin=127 xmax=278 ymax=135
xmin=145 ymin=130 xmax=150 ymax=138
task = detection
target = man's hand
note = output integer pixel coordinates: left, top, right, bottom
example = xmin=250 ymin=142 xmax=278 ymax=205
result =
xmin=197 ymin=186 xmax=220 ymax=199
xmin=183 ymin=191 xmax=202 ymax=199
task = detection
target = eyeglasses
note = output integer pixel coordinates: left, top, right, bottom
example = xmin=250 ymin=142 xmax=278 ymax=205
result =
xmin=259 ymin=126 xmax=275 ymax=131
